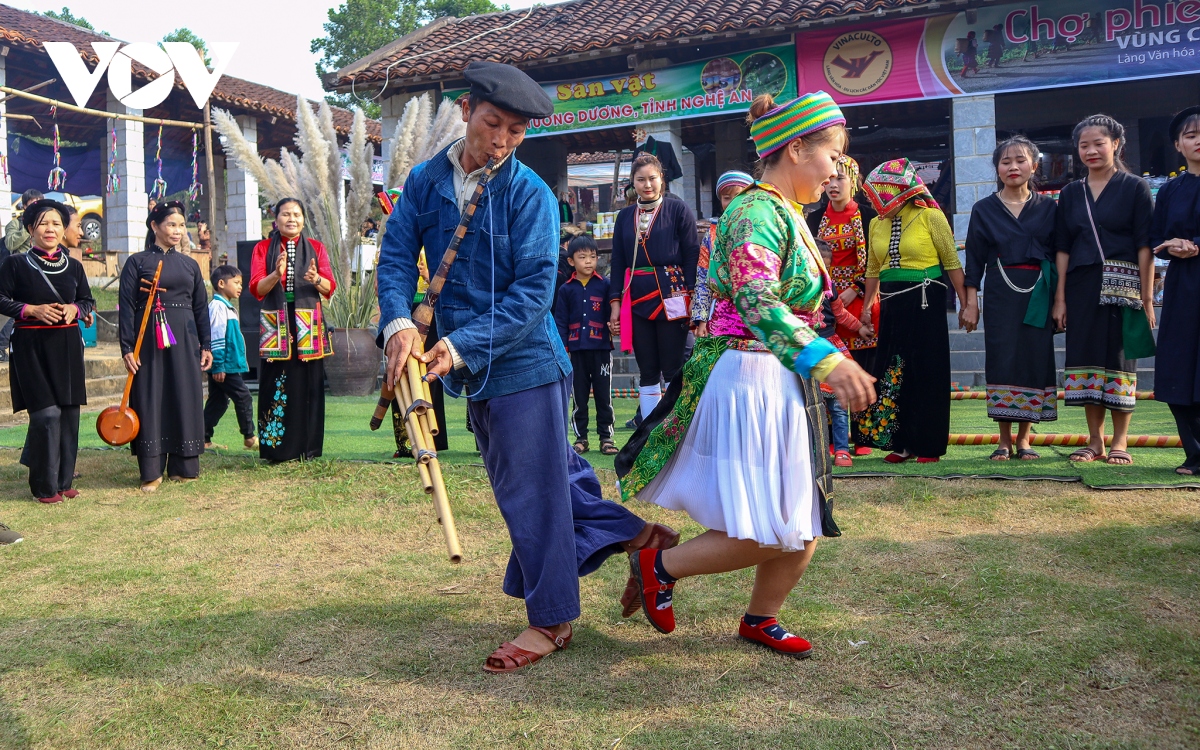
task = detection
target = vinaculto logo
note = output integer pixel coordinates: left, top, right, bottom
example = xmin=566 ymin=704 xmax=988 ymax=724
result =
xmin=44 ymin=42 xmax=238 ymax=110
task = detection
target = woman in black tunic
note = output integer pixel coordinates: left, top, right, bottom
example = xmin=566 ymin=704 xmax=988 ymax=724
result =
xmin=249 ymin=198 xmax=336 ymax=463
xmin=119 ymin=201 xmax=212 ymax=491
xmin=1152 ymin=106 xmax=1200 ymax=474
xmin=1052 ymin=115 xmax=1156 ymax=466
xmin=0 ymin=199 xmax=93 ymax=502
xmin=607 ymin=153 xmax=700 ymax=419
xmin=962 ymin=136 xmax=1059 ymax=460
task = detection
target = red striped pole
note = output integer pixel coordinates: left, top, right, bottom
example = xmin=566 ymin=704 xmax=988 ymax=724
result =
xmin=948 ymin=434 xmax=1180 ymax=447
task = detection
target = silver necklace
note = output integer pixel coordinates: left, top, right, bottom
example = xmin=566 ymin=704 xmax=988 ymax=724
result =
xmin=998 ymin=191 xmax=1032 ymax=206
xmin=32 ymin=248 xmax=68 ymax=272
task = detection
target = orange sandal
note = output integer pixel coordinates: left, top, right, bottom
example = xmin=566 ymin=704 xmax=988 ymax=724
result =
xmin=482 ymin=624 xmax=572 ymax=674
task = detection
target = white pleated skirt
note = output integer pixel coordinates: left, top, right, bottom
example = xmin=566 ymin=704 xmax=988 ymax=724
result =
xmin=635 ymin=349 xmax=823 ymax=551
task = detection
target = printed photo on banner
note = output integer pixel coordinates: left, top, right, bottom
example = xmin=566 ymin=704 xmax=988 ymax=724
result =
xmin=797 ymin=0 xmax=1200 ymax=106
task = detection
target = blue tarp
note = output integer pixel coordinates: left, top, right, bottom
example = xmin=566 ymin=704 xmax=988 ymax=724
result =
xmin=7 ymin=133 xmax=194 ymax=198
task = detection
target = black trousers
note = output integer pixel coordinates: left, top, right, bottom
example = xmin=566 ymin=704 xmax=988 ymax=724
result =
xmin=138 ymin=453 xmax=199 ymax=483
xmin=1169 ymin=403 xmax=1200 ymax=469
xmin=21 ymin=404 xmax=79 ymax=498
xmin=0 ymin=317 xmax=14 ymax=354
xmin=571 ymin=349 xmax=614 ymax=440
xmin=631 ymin=316 xmax=688 ymax=386
xmin=204 ymin=373 xmax=255 ymax=440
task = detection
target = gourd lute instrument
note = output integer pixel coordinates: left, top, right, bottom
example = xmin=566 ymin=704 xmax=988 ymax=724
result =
xmin=97 ymin=259 xmax=163 ymax=446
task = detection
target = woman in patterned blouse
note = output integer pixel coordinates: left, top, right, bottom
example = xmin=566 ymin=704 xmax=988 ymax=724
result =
xmin=616 ymin=91 xmax=875 ymax=659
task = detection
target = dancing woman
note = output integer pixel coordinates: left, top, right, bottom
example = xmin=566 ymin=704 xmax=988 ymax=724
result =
xmin=857 ymin=159 xmax=969 ymax=463
xmin=0 ymin=199 xmax=94 ymax=502
xmin=250 ymin=198 xmax=337 ymax=463
xmin=119 ymin=201 xmax=211 ymax=491
xmin=1052 ymin=115 xmax=1155 ymax=466
xmin=616 ymin=91 xmax=875 ymax=657
xmin=961 ymin=136 xmax=1059 ymax=460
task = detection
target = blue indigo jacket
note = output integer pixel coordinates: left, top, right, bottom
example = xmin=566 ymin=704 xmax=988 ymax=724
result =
xmin=376 ymin=144 xmax=570 ymax=400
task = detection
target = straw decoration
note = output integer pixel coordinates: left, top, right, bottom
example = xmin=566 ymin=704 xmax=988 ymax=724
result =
xmin=150 ymin=125 xmax=168 ymax=200
xmin=187 ymin=131 xmax=202 ymax=201
xmin=47 ymin=107 xmax=67 ymax=190
xmin=106 ymin=124 xmax=120 ymax=194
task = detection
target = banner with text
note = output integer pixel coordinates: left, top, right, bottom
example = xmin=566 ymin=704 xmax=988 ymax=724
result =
xmin=512 ymin=44 xmax=797 ymax=137
xmin=797 ymin=0 xmax=1200 ymax=106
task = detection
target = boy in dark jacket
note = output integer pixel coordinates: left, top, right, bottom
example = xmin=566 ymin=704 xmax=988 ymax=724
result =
xmin=204 ymin=265 xmax=256 ymax=450
xmin=554 ymin=236 xmax=616 ymax=455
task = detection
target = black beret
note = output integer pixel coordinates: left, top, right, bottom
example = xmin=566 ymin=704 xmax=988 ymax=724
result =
xmin=1170 ymin=106 xmax=1200 ymax=141
xmin=463 ymin=61 xmax=554 ymax=120
xmin=21 ymin=198 xmax=71 ymax=231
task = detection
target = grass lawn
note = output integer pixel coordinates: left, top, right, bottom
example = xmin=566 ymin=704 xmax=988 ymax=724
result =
xmin=0 ymin=395 xmax=1196 ymax=488
xmin=1 ymin=396 xmax=1198 ymax=747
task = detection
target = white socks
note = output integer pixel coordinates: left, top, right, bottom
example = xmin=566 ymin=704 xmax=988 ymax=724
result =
xmin=639 ymin=384 xmax=662 ymax=417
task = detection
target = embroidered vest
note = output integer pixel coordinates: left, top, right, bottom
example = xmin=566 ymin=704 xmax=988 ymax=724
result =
xmin=259 ymin=233 xmax=333 ymax=361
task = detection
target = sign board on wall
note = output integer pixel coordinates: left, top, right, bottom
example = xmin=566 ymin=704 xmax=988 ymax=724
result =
xmin=448 ymin=44 xmax=797 ymax=138
xmin=798 ymin=0 xmax=1200 ymax=106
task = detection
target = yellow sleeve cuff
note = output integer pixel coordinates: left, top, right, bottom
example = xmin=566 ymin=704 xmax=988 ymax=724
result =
xmin=810 ymin=352 xmax=846 ymax=383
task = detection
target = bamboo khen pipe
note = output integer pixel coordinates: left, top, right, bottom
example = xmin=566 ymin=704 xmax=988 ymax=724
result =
xmin=383 ymin=353 xmax=462 ymax=564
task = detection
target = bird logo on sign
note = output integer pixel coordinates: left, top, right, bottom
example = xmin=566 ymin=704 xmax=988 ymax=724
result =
xmin=829 ymin=51 xmax=885 ymax=79
xmin=823 ymin=31 xmax=893 ymax=97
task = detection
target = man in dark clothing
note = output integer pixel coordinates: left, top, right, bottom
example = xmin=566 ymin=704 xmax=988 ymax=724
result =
xmin=554 ymin=235 xmax=615 ymax=455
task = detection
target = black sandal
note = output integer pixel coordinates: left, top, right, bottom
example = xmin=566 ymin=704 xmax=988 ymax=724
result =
xmin=989 ymin=448 xmax=1012 ymax=461
xmin=1016 ymin=448 xmax=1040 ymax=460
xmin=573 ymin=439 xmax=589 ymax=455
xmin=600 ymin=439 xmax=618 ymax=455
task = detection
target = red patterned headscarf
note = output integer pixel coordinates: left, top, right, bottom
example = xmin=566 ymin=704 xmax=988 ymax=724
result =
xmin=863 ymin=158 xmax=940 ymax=216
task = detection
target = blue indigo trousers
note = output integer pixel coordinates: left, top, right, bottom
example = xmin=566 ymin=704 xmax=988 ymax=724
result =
xmin=468 ymin=376 xmax=646 ymax=627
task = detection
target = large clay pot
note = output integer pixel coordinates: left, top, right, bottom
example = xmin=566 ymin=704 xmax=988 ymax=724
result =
xmin=325 ymin=327 xmax=381 ymax=396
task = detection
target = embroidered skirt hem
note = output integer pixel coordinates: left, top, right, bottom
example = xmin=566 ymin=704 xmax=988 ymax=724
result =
xmin=982 ymin=266 xmax=1059 ymax=423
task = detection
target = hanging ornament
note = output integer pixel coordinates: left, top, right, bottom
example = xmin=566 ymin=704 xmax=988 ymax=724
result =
xmin=187 ymin=130 xmax=202 ymax=202
xmin=47 ymin=106 xmax=67 ymax=190
xmin=150 ymin=124 xmax=168 ymax=200
xmin=106 ymin=123 xmax=120 ymax=195
xmin=153 ymin=293 xmax=175 ymax=349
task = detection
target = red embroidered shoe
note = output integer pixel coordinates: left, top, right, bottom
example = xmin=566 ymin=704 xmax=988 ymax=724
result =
xmin=37 ymin=494 xmax=63 ymax=504
xmin=738 ymin=617 xmax=813 ymax=659
xmin=854 ymin=446 xmax=873 ymax=456
xmin=833 ymin=450 xmax=853 ymax=468
xmin=630 ymin=549 xmax=675 ymax=634
xmin=620 ymin=524 xmax=680 ymax=618
xmin=883 ymin=452 xmax=910 ymax=464
xmin=61 ymin=489 xmax=79 ymax=499
xmin=916 ymin=456 xmax=940 ymax=464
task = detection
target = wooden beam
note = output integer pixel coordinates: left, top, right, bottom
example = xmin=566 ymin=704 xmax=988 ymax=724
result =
xmin=0 ymin=86 xmax=204 ymax=130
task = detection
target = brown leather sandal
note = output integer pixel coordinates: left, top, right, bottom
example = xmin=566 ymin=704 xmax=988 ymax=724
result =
xmin=482 ymin=624 xmax=572 ymax=674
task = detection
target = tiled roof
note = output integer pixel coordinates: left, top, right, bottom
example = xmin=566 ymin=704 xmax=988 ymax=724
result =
xmin=329 ymin=0 xmax=938 ymax=88
xmin=0 ymin=3 xmax=381 ymax=142
xmin=567 ymin=151 xmax=629 ymax=165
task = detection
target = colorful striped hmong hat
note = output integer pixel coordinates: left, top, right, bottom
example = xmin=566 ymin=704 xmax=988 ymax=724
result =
xmin=862 ymin=158 xmax=940 ymax=217
xmin=716 ymin=170 xmax=754 ymax=194
xmin=749 ymin=91 xmax=846 ymax=158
